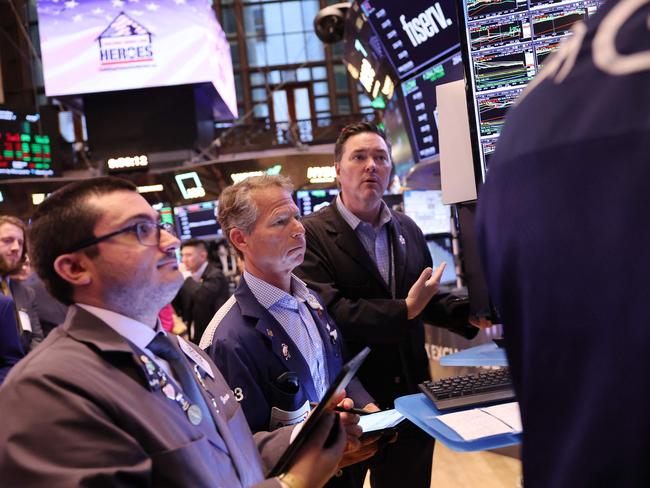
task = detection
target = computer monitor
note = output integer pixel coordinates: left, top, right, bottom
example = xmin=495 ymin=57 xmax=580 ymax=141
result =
xmin=174 ymin=200 xmax=222 ymax=242
xmin=295 ymin=189 xmax=339 ymax=216
xmin=403 ymin=189 xmax=451 ymax=235
xmin=426 ymin=236 xmax=457 ymax=286
xmin=456 ymin=0 xmax=606 ymax=183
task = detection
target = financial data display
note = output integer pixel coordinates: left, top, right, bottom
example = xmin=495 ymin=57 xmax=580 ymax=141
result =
xmin=36 ymin=0 xmax=236 ymax=117
xmin=0 ymin=110 xmax=56 ymax=178
xmin=174 ymin=200 xmax=222 ymax=242
xmin=403 ymin=190 xmax=452 ymax=235
xmin=457 ymin=0 xmax=604 ymax=180
xmin=360 ymin=0 xmax=461 ymax=80
xmin=295 ymin=189 xmax=339 ymax=216
xmin=400 ymin=52 xmax=464 ymax=160
xmin=343 ymin=2 xmax=397 ymax=101
xmin=381 ymin=95 xmax=415 ymax=177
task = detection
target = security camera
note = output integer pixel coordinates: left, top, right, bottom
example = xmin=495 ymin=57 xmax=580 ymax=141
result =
xmin=314 ymin=2 xmax=351 ymax=44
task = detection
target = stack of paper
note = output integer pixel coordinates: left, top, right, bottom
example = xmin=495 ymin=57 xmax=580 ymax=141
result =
xmin=435 ymin=402 xmax=522 ymax=441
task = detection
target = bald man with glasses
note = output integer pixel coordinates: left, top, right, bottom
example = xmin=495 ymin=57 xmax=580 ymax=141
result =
xmin=0 ymin=177 xmax=351 ymax=488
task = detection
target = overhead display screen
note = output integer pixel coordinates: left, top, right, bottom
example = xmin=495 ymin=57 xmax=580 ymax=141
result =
xmin=457 ymin=0 xmax=605 ymax=180
xmin=360 ymin=0 xmax=461 ymax=80
xmin=0 ymin=110 xmax=57 ymax=178
xmin=343 ymin=1 xmax=397 ymax=101
xmin=36 ymin=0 xmax=236 ymax=117
xmin=401 ymin=52 xmax=464 ymax=161
xmin=174 ymin=200 xmax=222 ymax=242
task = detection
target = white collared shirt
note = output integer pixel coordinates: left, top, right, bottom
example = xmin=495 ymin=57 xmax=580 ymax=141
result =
xmin=191 ymin=261 xmax=209 ymax=283
xmin=76 ymin=303 xmax=177 ymax=381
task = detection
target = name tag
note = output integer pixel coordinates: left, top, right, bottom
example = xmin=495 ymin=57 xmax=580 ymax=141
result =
xmin=18 ymin=310 xmax=32 ymax=332
xmin=269 ymin=400 xmax=310 ymax=430
xmin=177 ymin=336 xmax=214 ymax=378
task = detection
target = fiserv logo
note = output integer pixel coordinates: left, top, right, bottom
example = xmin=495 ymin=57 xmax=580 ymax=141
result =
xmin=399 ymin=3 xmax=453 ymax=48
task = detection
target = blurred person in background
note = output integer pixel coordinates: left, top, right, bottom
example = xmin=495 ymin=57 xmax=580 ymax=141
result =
xmin=0 ymin=295 xmax=25 ymax=385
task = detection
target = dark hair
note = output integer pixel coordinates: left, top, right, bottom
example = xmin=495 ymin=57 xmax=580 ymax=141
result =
xmin=0 ymin=215 xmax=28 ymax=265
xmin=180 ymin=238 xmax=208 ymax=252
xmin=29 ymin=177 xmax=137 ymax=305
xmin=334 ymin=122 xmax=392 ymax=162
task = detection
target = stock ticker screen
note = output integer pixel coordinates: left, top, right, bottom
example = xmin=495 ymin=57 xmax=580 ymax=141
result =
xmin=0 ymin=110 xmax=56 ymax=178
xmin=457 ymin=0 xmax=605 ymax=180
xmin=174 ymin=200 xmax=222 ymax=242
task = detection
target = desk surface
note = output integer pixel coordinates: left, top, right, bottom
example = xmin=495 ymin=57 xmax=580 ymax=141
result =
xmin=395 ymin=393 xmax=522 ymax=452
xmin=439 ymin=342 xmax=508 ymax=367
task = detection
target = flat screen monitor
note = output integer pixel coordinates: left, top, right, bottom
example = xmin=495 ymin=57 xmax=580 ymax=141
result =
xmin=381 ymin=94 xmax=415 ymax=176
xmin=295 ymin=189 xmax=339 ymax=216
xmin=400 ymin=51 xmax=464 ymax=161
xmin=343 ymin=1 xmax=397 ymax=102
xmin=174 ymin=200 xmax=222 ymax=242
xmin=426 ymin=236 xmax=457 ymax=285
xmin=361 ymin=0 xmax=461 ymax=80
xmin=456 ymin=0 xmax=605 ymax=182
xmin=36 ymin=0 xmax=236 ymax=116
xmin=403 ymin=189 xmax=451 ymax=235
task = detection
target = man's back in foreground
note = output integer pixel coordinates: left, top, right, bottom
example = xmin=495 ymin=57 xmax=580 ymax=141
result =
xmin=476 ymin=0 xmax=650 ymax=485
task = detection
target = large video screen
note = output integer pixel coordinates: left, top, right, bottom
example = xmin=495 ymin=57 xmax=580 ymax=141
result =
xmin=36 ymin=0 xmax=236 ymax=116
xmin=403 ymin=189 xmax=452 ymax=235
xmin=360 ymin=0 xmax=461 ymax=80
xmin=174 ymin=200 xmax=222 ymax=242
xmin=400 ymin=52 xmax=464 ymax=161
xmin=457 ymin=0 xmax=605 ymax=181
xmin=381 ymin=95 xmax=415 ymax=177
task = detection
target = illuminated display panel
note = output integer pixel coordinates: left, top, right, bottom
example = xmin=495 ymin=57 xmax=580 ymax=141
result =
xmin=295 ymin=189 xmax=339 ymax=216
xmin=343 ymin=2 xmax=397 ymax=102
xmin=400 ymin=52 xmax=464 ymax=161
xmin=457 ymin=0 xmax=605 ymax=181
xmin=403 ymin=189 xmax=452 ymax=235
xmin=360 ymin=0 xmax=461 ymax=80
xmin=174 ymin=200 xmax=222 ymax=242
xmin=36 ymin=0 xmax=236 ymax=117
xmin=0 ymin=112 xmax=56 ymax=178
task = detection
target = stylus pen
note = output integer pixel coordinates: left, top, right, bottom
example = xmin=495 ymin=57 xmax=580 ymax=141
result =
xmin=309 ymin=402 xmax=371 ymax=415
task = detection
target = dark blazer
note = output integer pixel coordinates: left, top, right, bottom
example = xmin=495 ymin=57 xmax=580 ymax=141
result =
xmin=202 ymin=276 xmax=373 ymax=433
xmin=0 ymin=306 xmax=287 ymax=487
xmin=296 ymin=203 xmax=478 ymax=407
xmin=0 ymin=295 xmax=25 ymax=385
xmin=173 ymin=262 xmax=230 ymax=344
xmin=9 ymin=278 xmax=44 ymax=351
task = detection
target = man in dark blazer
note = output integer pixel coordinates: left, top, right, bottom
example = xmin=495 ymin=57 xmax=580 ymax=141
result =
xmin=0 ymin=295 xmax=25 ymax=385
xmin=296 ymin=123 xmax=484 ymax=487
xmin=173 ymin=238 xmax=230 ymax=344
xmin=0 ymin=215 xmax=44 ymax=351
xmin=0 ymin=176 xmax=351 ymax=487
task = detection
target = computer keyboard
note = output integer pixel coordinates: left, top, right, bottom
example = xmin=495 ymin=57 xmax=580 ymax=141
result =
xmin=419 ymin=368 xmax=515 ymax=411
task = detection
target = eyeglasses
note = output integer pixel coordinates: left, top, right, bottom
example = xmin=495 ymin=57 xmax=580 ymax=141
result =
xmin=66 ymin=221 xmax=177 ymax=253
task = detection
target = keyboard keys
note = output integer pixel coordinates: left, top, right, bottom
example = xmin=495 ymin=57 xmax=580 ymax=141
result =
xmin=419 ymin=368 xmax=515 ymax=410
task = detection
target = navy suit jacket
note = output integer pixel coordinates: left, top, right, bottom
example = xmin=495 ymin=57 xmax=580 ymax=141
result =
xmin=0 ymin=295 xmax=25 ymax=385
xmin=201 ymin=276 xmax=373 ymax=432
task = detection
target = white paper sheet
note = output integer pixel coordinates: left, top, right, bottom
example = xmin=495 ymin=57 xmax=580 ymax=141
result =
xmin=436 ymin=402 xmax=522 ymax=441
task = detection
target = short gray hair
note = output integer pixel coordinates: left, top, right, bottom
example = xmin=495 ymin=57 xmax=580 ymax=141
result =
xmin=218 ymin=174 xmax=294 ymax=258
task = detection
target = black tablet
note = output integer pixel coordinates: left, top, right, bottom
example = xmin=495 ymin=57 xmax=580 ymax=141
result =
xmin=267 ymin=346 xmax=371 ymax=477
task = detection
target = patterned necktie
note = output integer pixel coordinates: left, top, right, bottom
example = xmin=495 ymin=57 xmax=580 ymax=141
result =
xmin=146 ymin=333 xmax=214 ymax=429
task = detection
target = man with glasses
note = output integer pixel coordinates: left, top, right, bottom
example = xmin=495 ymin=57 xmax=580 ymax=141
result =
xmin=0 ymin=176 xmax=353 ymax=488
